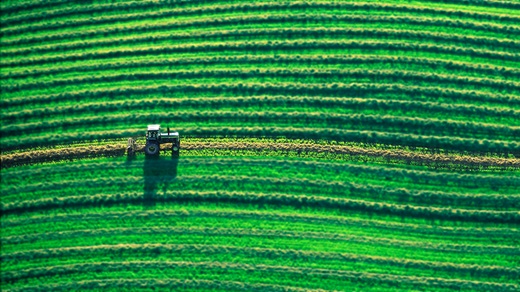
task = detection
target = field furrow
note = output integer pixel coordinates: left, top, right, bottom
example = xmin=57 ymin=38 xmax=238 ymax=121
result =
xmin=2 ymin=1 xmax=519 ymax=290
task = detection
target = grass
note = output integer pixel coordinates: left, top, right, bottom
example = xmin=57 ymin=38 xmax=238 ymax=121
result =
xmin=1 ymin=0 xmax=519 ymax=291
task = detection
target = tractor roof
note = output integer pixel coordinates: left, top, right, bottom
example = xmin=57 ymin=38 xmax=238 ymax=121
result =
xmin=147 ymin=124 xmax=160 ymax=131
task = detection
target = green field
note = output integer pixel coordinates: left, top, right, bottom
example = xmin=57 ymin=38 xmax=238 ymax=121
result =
xmin=1 ymin=0 xmax=519 ymax=291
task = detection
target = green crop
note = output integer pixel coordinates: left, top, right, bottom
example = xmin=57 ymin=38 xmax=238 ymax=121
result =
xmin=2 ymin=1 xmax=519 ymax=291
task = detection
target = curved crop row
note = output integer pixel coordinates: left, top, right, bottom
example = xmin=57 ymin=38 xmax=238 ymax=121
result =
xmin=4 ymin=261 xmax=518 ymax=292
xmin=5 ymin=229 xmax=515 ymax=272
xmin=425 ymin=0 xmax=520 ymax=10
xmin=5 ymin=166 xmax=517 ymax=210
xmin=4 ymin=0 xmax=518 ymax=19
xmin=15 ymin=160 xmax=510 ymax=199
xmin=4 ymin=243 xmax=518 ymax=279
xmin=180 ymin=158 xmax=520 ymax=189
xmin=3 ymin=126 xmax=519 ymax=155
xmin=3 ymin=111 xmax=517 ymax=143
xmin=4 ymin=1 xmax=520 ymax=30
xmin=6 ymin=226 xmax=513 ymax=271
xmin=4 ymin=26 xmax=519 ymax=58
xmin=3 ymin=208 xmax=517 ymax=240
xmin=3 ymin=139 xmax=519 ymax=170
xmin=11 ymin=151 xmax=519 ymax=186
xmin=4 ymin=68 xmax=519 ymax=95
xmin=3 ymin=14 xmax=519 ymax=48
xmin=3 ymin=278 xmax=317 ymax=292
xmin=0 ymin=0 xmax=70 ymax=16
xmin=4 ymin=226 xmax=518 ymax=256
xmin=4 ymin=97 xmax=519 ymax=126
xmin=4 ymin=39 xmax=520 ymax=70
xmin=4 ymin=55 xmax=520 ymax=80
xmin=183 ymin=141 xmax=520 ymax=169
xmin=5 ymin=155 xmax=518 ymax=203
xmin=3 ymin=83 xmax=518 ymax=110
xmin=3 ymin=188 xmax=519 ymax=223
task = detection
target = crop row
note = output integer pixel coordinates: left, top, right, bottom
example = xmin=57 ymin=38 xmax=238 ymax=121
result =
xmin=18 ymin=154 xmax=513 ymax=192
xmin=427 ymin=0 xmax=520 ymax=10
xmin=2 ymin=205 xmax=519 ymax=254
xmin=2 ymin=83 xmax=517 ymax=110
xmin=184 ymin=141 xmax=520 ymax=169
xmin=0 ymin=261 xmax=504 ymax=292
xmin=3 ymin=126 xmax=518 ymax=155
xmin=2 ymin=246 xmax=512 ymax=287
xmin=5 ymin=26 xmax=520 ymax=58
xmin=5 ymin=162 xmax=517 ymax=210
xmin=0 ymin=0 xmax=203 ymax=17
xmin=10 ymin=224 xmax=473 ymax=266
xmin=10 ymin=227 xmax=510 ymax=271
xmin=4 ymin=1 xmax=519 ymax=29
xmin=3 ymin=243 xmax=518 ymax=279
xmin=179 ymin=157 xmax=520 ymax=189
xmin=15 ymin=225 xmax=502 ymax=274
xmin=5 ymin=68 xmax=519 ymax=95
xmin=3 ymin=139 xmax=518 ymax=171
xmin=5 ymin=154 xmax=518 ymax=207
xmin=180 ymin=127 xmax=519 ymax=156
xmin=0 ymin=144 xmax=126 ymax=168
xmin=3 ymin=255 xmax=466 ymax=292
xmin=2 ymin=224 xmax=515 ymax=269
xmin=4 ymin=96 xmax=519 ymax=126
xmin=4 ymin=40 xmax=519 ymax=71
xmin=4 ymin=55 xmax=519 ymax=80
xmin=0 ymin=235 xmax=514 ymax=288
xmin=4 ymin=278 xmax=317 ymax=292
xmin=3 ymin=189 xmax=519 ymax=223
xmin=3 ymin=208 xmax=516 ymax=245
xmin=3 ymin=111 xmax=517 ymax=143
xmin=4 ymin=0 xmax=518 ymax=19
xmin=4 ymin=225 xmax=518 ymax=257
xmin=1 ymin=1 xmax=68 ymax=15
xmin=3 ymin=13 xmax=518 ymax=48
xmin=4 ymin=260 xmax=519 ymax=292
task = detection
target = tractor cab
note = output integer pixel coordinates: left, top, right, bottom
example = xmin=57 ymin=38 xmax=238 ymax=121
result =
xmin=146 ymin=124 xmax=160 ymax=142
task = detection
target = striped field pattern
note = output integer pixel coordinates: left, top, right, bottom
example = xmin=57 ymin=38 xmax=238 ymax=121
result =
xmin=1 ymin=0 xmax=519 ymax=291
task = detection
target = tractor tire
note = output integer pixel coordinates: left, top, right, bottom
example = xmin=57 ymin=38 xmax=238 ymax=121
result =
xmin=172 ymin=142 xmax=180 ymax=157
xmin=172 ymin=147 xmax=180 ymax=157
xmin=145 ymin=142 xmax=160 ymax=156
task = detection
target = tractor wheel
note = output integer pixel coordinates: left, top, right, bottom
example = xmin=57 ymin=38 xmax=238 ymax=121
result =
xmin=172 ymin=141 xmax=180 ymax=157
xmin=172 ymin=145 xmax=180 ymax=157
xmin=145 ymin=142 xmax=160 ymax=156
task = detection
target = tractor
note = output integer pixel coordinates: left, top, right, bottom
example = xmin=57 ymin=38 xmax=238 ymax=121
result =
xmin=145 ymin=124 xmax=180 ymax=156
xmin=127 ymin=125 xmax=180 ymax=157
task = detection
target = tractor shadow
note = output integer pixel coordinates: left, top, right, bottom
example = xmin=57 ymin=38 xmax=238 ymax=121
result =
xmin=142 ymin=155 xmax=179 ymax=208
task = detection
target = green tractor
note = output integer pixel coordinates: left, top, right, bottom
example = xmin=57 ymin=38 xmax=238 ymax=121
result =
xmin=145 ymin=124 xmax=180 ymax=156
xmin=127 ymin=125 xmax=180 ymax=157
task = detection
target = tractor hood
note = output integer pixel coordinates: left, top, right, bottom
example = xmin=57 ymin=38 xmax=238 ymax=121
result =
xmin=160 ymin=132 xmax=179 ymax=137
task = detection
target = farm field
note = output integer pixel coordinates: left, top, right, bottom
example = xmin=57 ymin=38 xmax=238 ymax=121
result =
xmin=1 ymin=0 xmax=519 ymax=291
